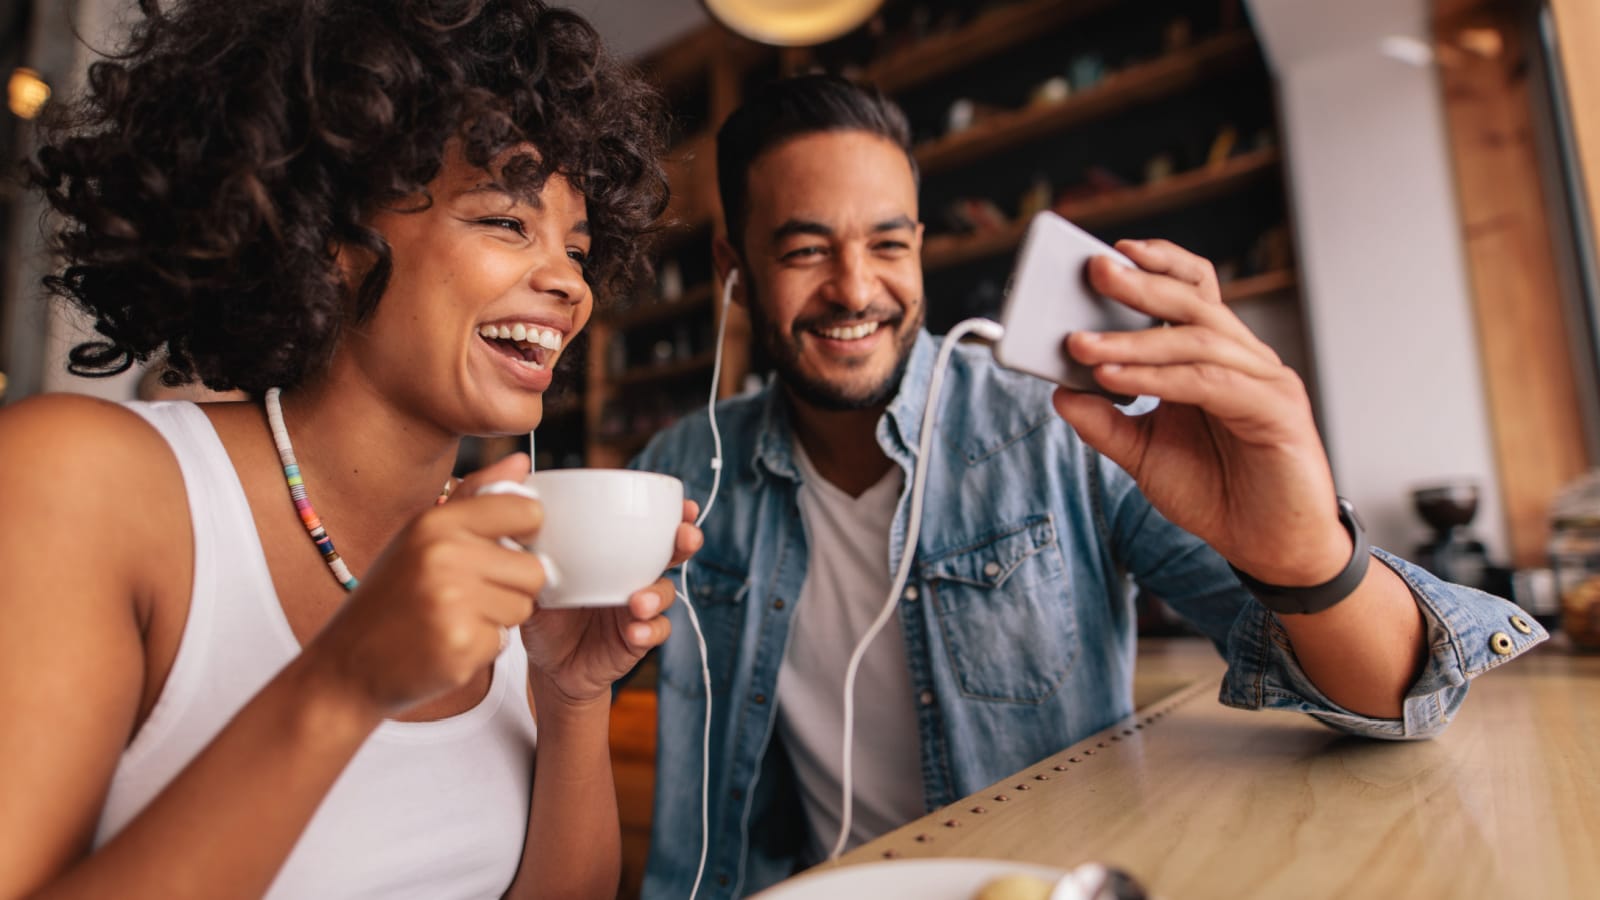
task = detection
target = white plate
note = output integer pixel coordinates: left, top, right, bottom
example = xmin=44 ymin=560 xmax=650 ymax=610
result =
xmin=751 ymin=858 xmax=1068 ymax=899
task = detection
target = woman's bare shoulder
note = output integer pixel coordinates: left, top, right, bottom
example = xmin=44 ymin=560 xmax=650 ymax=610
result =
xmin=0 ymin=393 xmax=178 ymax=481
xmin=0 ymin=394 xmax=188 ymax=550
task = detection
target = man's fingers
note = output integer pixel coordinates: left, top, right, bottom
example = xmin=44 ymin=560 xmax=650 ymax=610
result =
xmin=1067 ymin=325 xmax=1281 ymax=379
xmin=1115 ymin=238 xmax=1221 ymax=296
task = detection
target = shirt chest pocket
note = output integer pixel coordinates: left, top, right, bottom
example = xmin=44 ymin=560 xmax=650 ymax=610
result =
xmin=659 ymin=558 xmax=749 ymax=698
xmin=920 ymin=515 xmax=1077 ymax=704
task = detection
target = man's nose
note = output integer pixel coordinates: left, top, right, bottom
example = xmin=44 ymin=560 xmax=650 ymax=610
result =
xmin=828 ymin=247 xmax=874 ymax=311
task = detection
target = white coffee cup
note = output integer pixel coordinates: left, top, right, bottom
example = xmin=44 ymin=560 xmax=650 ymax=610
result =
xmin=477 ymin=469 xmax=684 ymax=608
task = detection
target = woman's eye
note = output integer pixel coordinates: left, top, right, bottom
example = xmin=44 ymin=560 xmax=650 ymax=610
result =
xmin=478 ymin=217 xmax=526 ymax=236
xmin=567 ymin=248 xmax=589 ymax=269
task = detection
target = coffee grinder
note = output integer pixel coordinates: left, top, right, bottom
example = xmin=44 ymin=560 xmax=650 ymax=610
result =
xmin=1413 ymin=482 xmax=1493 ymax=590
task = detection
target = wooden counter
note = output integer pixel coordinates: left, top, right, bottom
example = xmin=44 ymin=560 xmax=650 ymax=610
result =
xmin=803 ymin=639 xmax=1599 ymax=899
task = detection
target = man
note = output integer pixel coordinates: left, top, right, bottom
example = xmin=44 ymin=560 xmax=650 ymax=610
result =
xmin=630 ymin=75 xmax=1542 ymax=899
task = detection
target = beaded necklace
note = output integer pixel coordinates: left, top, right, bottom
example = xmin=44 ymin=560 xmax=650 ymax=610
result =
xmin=264 ymin=388 xmax=453 ymax=591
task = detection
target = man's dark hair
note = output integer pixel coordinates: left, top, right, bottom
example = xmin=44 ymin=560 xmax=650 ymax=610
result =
xmin=29 ymin=0 xmax=669 ymax=393
xmin=715 ymin=73 xmax=917 ymax=252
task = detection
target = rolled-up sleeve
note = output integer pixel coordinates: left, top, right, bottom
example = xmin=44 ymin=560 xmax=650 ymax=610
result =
xmin=1217 ymin=548 xmax=1548 ymax=739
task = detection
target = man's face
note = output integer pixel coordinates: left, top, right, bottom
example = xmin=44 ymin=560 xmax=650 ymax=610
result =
xmin=735 ymin=130 xmax=925 ymax=412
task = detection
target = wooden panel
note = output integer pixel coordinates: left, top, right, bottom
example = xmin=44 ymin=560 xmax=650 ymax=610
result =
xmin=1550 ymin=0 xmax=1600 ymax=283
xmin=1436 ymin=8 xmax=1589 ymax=567
xmin=611 ymin=689 xmax=658 ymax=900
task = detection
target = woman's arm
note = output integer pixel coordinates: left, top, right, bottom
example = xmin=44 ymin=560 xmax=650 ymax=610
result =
xmin=0 ymin=397 xmax=547 ymax=899
xmin=0 ymin=396 xmax=387 ymax=899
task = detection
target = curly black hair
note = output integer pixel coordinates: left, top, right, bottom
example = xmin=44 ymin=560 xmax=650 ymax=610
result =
xmin=30 ymin=0 xmax=669 ymax=393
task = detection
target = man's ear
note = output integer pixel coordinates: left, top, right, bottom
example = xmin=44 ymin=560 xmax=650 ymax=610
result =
xmin=711 ymin=235 xmax=746 ymax=309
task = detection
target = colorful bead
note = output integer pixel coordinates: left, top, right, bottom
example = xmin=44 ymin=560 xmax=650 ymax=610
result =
xmin=265 ymin=388 xmax=454 ymax=593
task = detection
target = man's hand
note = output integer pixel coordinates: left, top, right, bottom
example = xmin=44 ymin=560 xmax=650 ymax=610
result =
xmin=1050 ymin=238 xmax=1352 ymax=587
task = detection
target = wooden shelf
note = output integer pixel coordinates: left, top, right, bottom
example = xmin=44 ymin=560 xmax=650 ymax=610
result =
xmin=923 ymin=147 xmax=1283 ymax=271
xmin=915 ymin=32 xmax=1259 ymax=175
xmin=863 ymin=0 xmax=1118 ymax=94
xmin=606 ymin=284 xmax=714 ymax=331
xmin=540 ymin=397 xmax=584 ymax=420
xmin=611 ymin=351 xmax=716 ymax=388
xmin=594 ymin=430 xmax=654 ymax=458
xmin=1220 ymin=268 xmax=1297 ymax=303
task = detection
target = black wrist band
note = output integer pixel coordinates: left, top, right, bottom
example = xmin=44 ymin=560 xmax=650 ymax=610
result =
xmin=1230 ymin=497 xmax=1370 ymax=615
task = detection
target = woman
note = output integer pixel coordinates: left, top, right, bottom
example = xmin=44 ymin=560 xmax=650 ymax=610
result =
xmin=0 ymin=1 xmax=692 ymax=897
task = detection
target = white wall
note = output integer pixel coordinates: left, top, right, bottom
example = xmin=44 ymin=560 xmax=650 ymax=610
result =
xmin=1245 ymin=0 xmax=1507 ymax=557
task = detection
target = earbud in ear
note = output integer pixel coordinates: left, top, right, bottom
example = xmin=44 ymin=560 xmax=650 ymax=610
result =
xmin=725 ymin=268 xmax=740 ymax=290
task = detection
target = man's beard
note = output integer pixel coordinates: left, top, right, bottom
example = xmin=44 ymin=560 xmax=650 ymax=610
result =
xmin=746 ymin=283 xmax=923 ymax=412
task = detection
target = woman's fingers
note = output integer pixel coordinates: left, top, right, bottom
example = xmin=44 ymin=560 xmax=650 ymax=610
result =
xmin=671 ymin=521 xmax=703 ymax=567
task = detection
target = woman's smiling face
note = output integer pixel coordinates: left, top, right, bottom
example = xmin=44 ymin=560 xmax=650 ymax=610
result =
xmin=334 ymin=142 xmax=594 ymax=437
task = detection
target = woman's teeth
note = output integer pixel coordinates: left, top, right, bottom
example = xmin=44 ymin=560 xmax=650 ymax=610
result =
xmin=817 ymin=321 xmax=880 ymax=341
xmin=478 ymin=322 xmax=563 ymax=350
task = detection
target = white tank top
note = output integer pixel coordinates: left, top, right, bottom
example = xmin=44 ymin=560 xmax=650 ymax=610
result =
xmin=96 ymin=401 xmax=539 ymax=899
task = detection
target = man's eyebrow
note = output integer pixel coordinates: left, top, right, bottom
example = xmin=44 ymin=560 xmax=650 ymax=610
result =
xmin=770 ymin=215 xmax=915 ymax=242
xmin=771 ymin=219 xmax=833 ymax=241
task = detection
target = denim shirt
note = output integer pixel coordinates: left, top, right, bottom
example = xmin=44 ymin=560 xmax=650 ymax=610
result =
xmin=629 ymin=329 xmax=1546 ymax=899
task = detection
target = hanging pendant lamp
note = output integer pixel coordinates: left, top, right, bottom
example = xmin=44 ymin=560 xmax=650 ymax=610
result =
xmin=700 ymin=0 xmax=885 ymax=46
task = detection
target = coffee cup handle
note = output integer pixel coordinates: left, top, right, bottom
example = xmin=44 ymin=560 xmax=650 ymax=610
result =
xmin=474 ymin=480 xmax=562 ymax=593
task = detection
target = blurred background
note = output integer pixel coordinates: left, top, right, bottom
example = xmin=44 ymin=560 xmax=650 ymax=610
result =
xmin=5 ymin=2 xmax=1599 ymax=894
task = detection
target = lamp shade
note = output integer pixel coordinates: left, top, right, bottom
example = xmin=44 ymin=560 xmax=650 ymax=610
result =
xmin=701 ymin=0 xmax=884 ymax=46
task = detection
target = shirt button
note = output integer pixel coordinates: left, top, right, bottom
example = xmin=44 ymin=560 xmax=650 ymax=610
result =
xmin=754 ymin=693 xmax=767 ymax=705
xmin=717 ymin=874 xmax=730 ymax=887
xmin=773 ymin=598 xmax=786 ymax=611
xmin=903 ymin=586 xmax=920 ymax=601
xmin=1489 ymin=632 xmax=1515 ymax=656
xmin=1510 ymin=614 xmax=1532 ymax=635
xmin=919 ymin=690 xmax=935 ymax=706
xmin=982 ymin=561 xmax=1002 ymax=578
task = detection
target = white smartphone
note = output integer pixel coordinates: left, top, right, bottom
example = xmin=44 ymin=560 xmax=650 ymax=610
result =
xmin=994 ymin=211 xmax=1155 ymax=402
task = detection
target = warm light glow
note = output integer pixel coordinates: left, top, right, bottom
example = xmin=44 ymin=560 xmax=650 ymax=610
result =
xmin=702 ymin=0 xmax=883 ymax=47
xmin=1457 ymin=27 xmax=1505 ymax=59
xmin=8 ymin=67 xmax=50 ymax=120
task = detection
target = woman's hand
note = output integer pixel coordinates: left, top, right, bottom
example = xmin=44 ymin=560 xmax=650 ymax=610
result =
xmin=514 ymin=498 xmax=702 ymax=707
xmin=303 ymin=453 xmax=547 ymax=719
xmin=1051 ymin=239 xmax=1352 ymax=587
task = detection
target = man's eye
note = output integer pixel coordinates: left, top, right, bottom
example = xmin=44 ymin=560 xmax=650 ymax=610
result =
xmin=875 ymin=240 xmax=910 ymax=253
xmin=478 ymin=217 xmax=526 ymax=236
xmin=781 ymin=246 xmax=826 ymax=262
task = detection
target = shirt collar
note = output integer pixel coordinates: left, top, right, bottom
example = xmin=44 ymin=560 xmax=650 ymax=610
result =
xmin=750 ymin=328 xmax=940 ymax=481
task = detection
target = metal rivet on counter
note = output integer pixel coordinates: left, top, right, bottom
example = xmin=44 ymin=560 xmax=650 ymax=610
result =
xmin=1014 ymin=783 xmax=1031 ymax=791
xmin=1510 ymin=615 xmax=1532 ymax=635
xmin=1034 ymin=774 xmax=1050 ymax=781
xmin=1083 ymin=749 xmax=1095 ymax=756
xmin=915 ymin=834 xmax=932 ymax=843
xmin=1111 ymin=735 xmax=1121 ymax=741
xmin=1490 ymin=632 xmax=1514 ymax=655
xmin=1053 ymin=764 xmax=1069 ymax=771
xmin=1068 ymin=756 xmax=1081 ymax=763
xmin=944 ymin=819 xmax=962 ymax=828
xmin=883 ymin=850 xmax=899 ymax=859
xmin=994 ymin=794 xmax=1010 ymax=802
xmin=1123 ymin=729 xmax=1135 ymax=736
xmin=971 ymin=806 xmax=988 ymax=814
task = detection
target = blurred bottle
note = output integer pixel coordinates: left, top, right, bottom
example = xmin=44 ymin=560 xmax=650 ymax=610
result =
xmin=1549 ymin=470 xmax=1600 ymax=650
